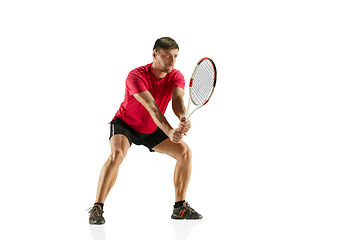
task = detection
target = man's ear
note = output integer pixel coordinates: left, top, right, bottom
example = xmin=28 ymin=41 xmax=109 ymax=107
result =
xmin=152 ymin=49 xmax=157 ymax=59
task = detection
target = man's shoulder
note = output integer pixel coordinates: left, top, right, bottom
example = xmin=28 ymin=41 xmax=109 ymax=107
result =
xmin=129 ymin=63 xmax=152 ymax=75
xmin=169 ymin=68 xmax=184 ymax=79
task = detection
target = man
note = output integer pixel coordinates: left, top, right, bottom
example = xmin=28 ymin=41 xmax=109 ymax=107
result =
xmin=88 ymin=37 xmax=203 ymax=224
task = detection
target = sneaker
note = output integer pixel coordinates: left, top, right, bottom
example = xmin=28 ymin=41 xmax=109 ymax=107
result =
xmin=88 ymin=204 xmax=105 ymax=225
xmin=171 ymin=201 xmax=203 ymax=220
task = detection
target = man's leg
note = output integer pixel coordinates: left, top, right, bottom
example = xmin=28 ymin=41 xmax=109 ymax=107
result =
xmin=153 ymin=139 xmax=202 ymax=219
xmin=95 ymin=134 xmax=131 ymax=203
xmin=152 ymin=139 xmax=192 ymax=202
xmin=90 ymin=134 xmax=131 ymax=224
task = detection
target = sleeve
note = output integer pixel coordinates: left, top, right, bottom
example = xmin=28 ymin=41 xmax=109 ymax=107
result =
xmin=126 ymin=69 xmax=148 ymax=95
xmin=172 ymin=70 xmax=185 ymax=89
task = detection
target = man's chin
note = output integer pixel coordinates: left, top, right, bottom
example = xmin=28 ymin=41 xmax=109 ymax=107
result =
xmin=161 ymin=66 xmax=174 ymax=73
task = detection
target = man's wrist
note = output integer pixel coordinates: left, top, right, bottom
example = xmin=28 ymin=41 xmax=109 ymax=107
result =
xmin=178 ymin=114 xmax=186 ymax=120
xmin=166 ymin=127 xmax=174 ymax=137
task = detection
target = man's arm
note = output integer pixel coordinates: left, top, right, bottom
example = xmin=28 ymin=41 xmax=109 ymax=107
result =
xmin=172 ymin=87 xmax=191 ymax=133
xmin=133 ymin=91 xmax=183 ymax=143
xmin=172 ymin=87 xmax=186 ymax=119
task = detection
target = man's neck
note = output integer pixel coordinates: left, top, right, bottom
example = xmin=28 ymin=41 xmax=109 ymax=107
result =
xmin=151 ymin=63 xmax=167 ymax=79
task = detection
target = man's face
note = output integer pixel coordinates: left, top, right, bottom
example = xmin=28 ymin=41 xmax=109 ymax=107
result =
xmin=153 ymin=48 xmax=179 ymax=73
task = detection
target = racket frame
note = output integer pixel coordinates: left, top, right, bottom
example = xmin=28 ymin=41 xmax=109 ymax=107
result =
xmin=185 ymin=57 xmax=217 ymax=120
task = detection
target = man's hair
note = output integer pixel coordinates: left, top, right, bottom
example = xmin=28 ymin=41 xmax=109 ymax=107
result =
xmin=153 ymin=37 xmax=179 ymax=52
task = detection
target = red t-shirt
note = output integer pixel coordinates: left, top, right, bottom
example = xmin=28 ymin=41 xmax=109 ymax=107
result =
xmin=112 ymin=63 xmax=185 ymax=133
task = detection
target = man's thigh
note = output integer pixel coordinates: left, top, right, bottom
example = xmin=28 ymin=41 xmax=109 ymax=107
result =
xmin=152 ymin=139 xmax=190 ymax=160
xmin=110 ymin=134 xmax=131 ymax=155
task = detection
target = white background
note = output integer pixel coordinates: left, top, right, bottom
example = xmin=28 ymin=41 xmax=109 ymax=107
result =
xmin=1 ymin=0 xmax=359 ymax=239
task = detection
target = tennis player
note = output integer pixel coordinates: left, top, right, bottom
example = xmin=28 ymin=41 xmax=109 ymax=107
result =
xmin=88 ymin=37 xmax=203 ymax=224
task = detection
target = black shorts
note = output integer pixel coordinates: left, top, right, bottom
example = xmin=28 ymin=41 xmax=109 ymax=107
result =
xmin=109 ymin=118 xmax=168 ymax=152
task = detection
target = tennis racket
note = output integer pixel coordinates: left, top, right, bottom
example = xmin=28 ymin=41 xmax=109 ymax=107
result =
xmin=185 ymin=57 xmax=217 ymax=120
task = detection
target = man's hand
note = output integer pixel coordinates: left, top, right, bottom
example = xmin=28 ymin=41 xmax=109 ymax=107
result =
xmin=168 ymin=128 xmax=184 ymax=143
xmin=179 ymin=117 xmax=191 ymax=134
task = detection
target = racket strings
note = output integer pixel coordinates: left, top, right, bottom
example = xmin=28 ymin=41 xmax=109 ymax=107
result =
xmin=192 ymin=68 xmax=214 ymax=105
xmin=192 ymin=75 xmax=213 ymax=104
xmin=190 ymin=60 xmax=215 ymax=106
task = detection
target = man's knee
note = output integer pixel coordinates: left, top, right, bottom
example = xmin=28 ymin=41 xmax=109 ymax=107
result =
xmin=109 ymin=148 xmax=126 ymax=166
xmin=177 ymin=145 xmax=192 ymax=163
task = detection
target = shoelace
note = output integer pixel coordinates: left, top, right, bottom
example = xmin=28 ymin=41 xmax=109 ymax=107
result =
xmin=87 ymin=206 xmax=104 ymax=216
xmin=183 ymin=202 xmax=195 ymax=214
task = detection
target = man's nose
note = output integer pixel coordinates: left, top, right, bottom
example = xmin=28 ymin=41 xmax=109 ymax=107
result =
xmin=169 ymin=56 xmax=175 ymax=64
